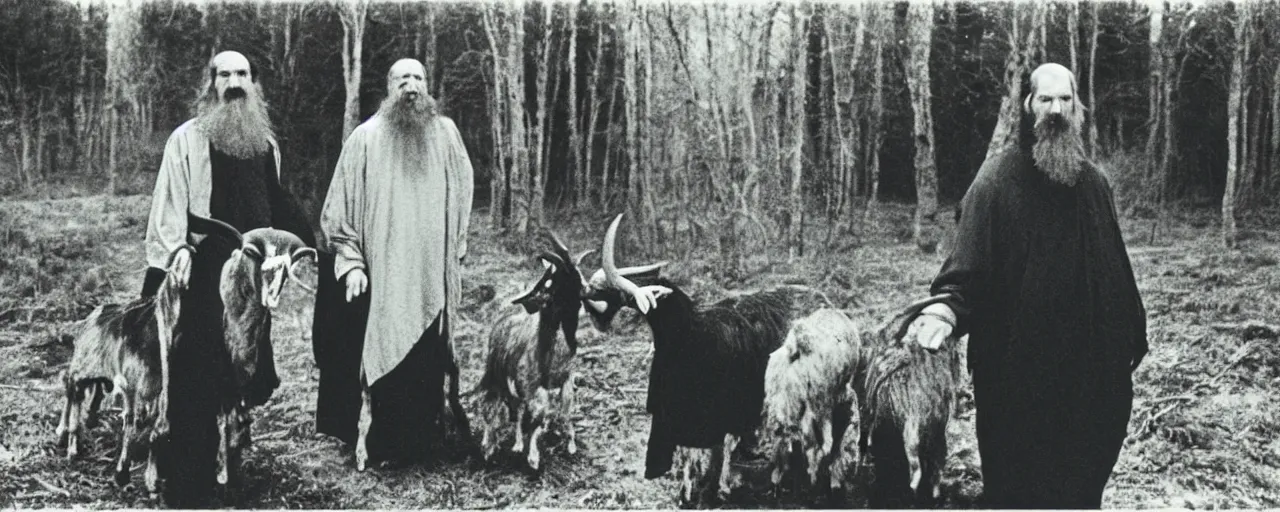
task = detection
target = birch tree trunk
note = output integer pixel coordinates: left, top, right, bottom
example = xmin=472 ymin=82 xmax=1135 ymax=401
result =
xmin=906 ymin=0 xmax=939 ymax=253
xmin=863 ymin=3 xmax=886 ymax=228
xmin=420 ymin=4 xmax=437 ymax=95
xmin=482 ymin=3 xmax=508 ymax=229
xmin=1271 ymin=53 xmax=1280 ymax=189
xmin=1223 ymin=2 xmax=1246 ymax=249
xmin=584 ymin=13 xmax=605 ymax=208
xmin=529 ymin=1 xmax=552 ymax=226
xmin=985 ymin=2 xmax=1045 ymax=160
xmin=622 ymin=2 xmax=638 ymax=212
xmin=567 ymin=4 xmax=581 ymax=208
xmin=1088 ymin=0 xmax=1101 ymax=158
xmin=1068 ymin=1 xmax=1079 ymax=76
xmin=507 ymin=0 xmax=530 ymax=233
xmin=104 ymin=0 xmax=141 ymax=197
xmin=339 ymin=0 xmax=369 ymax=142
xmin=1145 ymin=0 xmax=1164 ymax=183
xmin=787 ymin=3 xmax=808 ymax=260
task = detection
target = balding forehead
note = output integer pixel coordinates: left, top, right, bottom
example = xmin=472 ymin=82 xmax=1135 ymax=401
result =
xmin=212 ymin=51 xmax=251 ymax=72
xmin=389 ymin=59 xmax=425 ymax=77
xmin=1030 ymin=63 xmax=1074 ymax=90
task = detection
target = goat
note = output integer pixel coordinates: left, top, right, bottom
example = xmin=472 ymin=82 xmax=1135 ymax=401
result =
xmin=475 ymin=234 xmax=591 ymax=471
xmin=55 ymin=244 xmax=192 ymax=492
xmin=855 ymin=295 xmax=963 ymax=506
xmin=581 ymin=214 xmax=794 ymax=506
xmin=761 ymin=308 xmax=864 ymax=499
xmin=185 ymin=214 xmax=315 ymax=486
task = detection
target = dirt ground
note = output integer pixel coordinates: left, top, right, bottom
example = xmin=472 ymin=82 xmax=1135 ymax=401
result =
xmin=2 ymin=194 xmax=1278 ymax=509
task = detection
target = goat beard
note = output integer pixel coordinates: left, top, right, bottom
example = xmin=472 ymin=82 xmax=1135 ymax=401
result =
xmin=196 ymin=84 xmax=274 ymax=160
xmin=377 ymin=86 xmax=437 ymax=134
xmin=1030 ymin=108 xmax=1086 ymax=186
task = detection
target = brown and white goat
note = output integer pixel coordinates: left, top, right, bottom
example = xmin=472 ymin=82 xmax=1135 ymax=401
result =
xmin=56 ymin=244 xmax=192 ymax=492
xmin=855 ymin=295 xmax=963 ymax=506
xmin=189 ymin=215 xmax=316 ymax=485
xmin=761 ymin=308 xmax=864 ymax=497
xmin=475 ymin=235 xmax=591 ymax=470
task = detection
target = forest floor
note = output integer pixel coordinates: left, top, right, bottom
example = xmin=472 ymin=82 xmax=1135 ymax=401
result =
xmin=2 ymin=194 xmax=1279 ymax=509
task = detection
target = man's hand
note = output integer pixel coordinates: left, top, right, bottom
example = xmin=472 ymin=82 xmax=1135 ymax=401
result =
xmin=907 ymin=303 xmax=956 ymax=350
xmin=169 ymin=249 xmax=193 ymax=290
xmin=345 ymin=268 xmax=368 ymax=302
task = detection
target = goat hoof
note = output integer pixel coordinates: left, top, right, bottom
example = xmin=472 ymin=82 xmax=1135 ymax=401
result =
xmin=115 ymin=468 xmax=131 ymax=487
xmin=567 ymin=440 xmax=577 ymax=455
xmin=527 ymin=453 xmax=541 ymax=472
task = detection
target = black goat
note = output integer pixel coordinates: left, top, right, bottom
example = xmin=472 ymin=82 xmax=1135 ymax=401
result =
xmin=855 ymin=295 xmax=963 ymax=507
xmin=582 ymin=214 xmax=794 ymax=506
xmin=185 ymin=214 xmax=315 ymax=485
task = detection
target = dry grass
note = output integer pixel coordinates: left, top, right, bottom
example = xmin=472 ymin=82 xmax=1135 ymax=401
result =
xmin=1 ymin=195 xmax=1278 ymax=509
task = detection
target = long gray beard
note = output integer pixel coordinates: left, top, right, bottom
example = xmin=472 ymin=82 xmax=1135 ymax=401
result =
xmin=197 ymin=95 xmax=274 ymax=159
xmin=1032 ymin=117 xmax=1086 ymax=186
xmin=377 ymin=92 xmax=436 ymax=134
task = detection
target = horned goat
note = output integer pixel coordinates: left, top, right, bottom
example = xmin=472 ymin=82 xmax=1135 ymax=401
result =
xmin=580 ymin=214 xmax=794 ymax=506
xmin=55 ymin=244 xmax=192 ymax=492
xmin=761 ymin=308 xmax=864 ymax=499
xmin=186 ymin=214 xmax=316 ymax=486
xmin=855 ymin=295 xmax=963 ymax=507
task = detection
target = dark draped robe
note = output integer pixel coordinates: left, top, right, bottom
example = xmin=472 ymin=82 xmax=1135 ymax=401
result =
xmin=142 ymin=144 xmax=314 ymax=507
xmin=930 ymin=116 xmax=1147 ymax=509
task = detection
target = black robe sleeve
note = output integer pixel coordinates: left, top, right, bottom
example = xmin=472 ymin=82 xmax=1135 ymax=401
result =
xmin=929 ymin=162 xmax=1005 ymax=339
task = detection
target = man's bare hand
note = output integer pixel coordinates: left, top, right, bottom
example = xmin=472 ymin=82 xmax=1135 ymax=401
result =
xmin=907 ymin=303 xmax=956 ymax=350
xmin=345 ymin=268 xmax=368 ymax=302
xmin=169 ymin=249 xmax=193 ymax=290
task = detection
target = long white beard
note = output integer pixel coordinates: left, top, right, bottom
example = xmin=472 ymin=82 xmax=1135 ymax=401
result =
xmin=1032 ymin=112 xmax=1086 ymax=186
xmin=198 ymin=93 xmax=274 ymax=159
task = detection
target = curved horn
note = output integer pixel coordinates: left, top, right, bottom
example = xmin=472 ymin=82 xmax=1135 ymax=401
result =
xmin=186 ymin=212 xmax=244 ymax=246
xmin=602 ymin=214 xmax=658 ymax=314
xmin=538 ymin=250 xmax=565 ymax=269
xmin=287 ymin=245 xmax=318 ymax=294
xmin=240 ymin=240 xmax=264 ymax=261
xmin=615 ymin=261 xmax=670 ymax=277
xmin=573 ymin=249 xmax=596 ymax=268
xmin=546 ymin=230 xmax=573 ymax=261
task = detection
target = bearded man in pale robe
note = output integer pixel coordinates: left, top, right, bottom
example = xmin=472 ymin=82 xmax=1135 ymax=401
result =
xmin=317 ymin=58 xmax=474 ymax=465
xmin=143 ymin=50 xmax=314 ymax=507
xmin=907 ymin=63 xmax=1147 ymax=509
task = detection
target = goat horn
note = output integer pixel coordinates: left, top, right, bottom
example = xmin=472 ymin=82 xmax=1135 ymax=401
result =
xmin=288 ymin=262 xmax=317 ymax=294
xmin=291 ymin=246 xmax=317 ymax=264
xmin=538 ymin=250 xmax=565 ymax=269
xmin=546 ymin=230 xmax=572 ymax=259
xmin=573 ymin=249 xmax=596 ymax=268
xmin=186 ymin=212 xmax=244 ymax=246
xmin=602 ymin=213 xmax=657 ymax=314
xmin=240 ymin=243 xmax=264 ymax=260
xmin=615 ymin=261 xmax=670 ymax=277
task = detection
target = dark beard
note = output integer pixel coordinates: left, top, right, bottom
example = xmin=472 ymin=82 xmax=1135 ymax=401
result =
xmin=196 ymin=86 xmax=274 ymax=159
xmin=1020 ymin=109 xmax=1086 ymax=186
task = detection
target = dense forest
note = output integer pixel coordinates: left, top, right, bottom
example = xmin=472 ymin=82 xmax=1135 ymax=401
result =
xmin=1 ymin=0 xmax=1277 ymax=266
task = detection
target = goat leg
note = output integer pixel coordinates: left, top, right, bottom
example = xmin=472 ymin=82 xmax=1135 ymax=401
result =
xmin=561 ymin=373 xmax=577 ymax=456
xmin=717 ymin=434 xmax=741 ymax=500
xmin=84 ymin=382 xmax=106 ymax=429
xmin=114 ymin=384 xmax=134 ymax=487
xmin=144 ymin=443 xmax=160 ymax=495
xmin=355 ymin=380 xmax=373 ymax=472
xmin=216 ymin=411 xmax=231 ymax=485
xmin=526 ymin=422 xmax=545 ymax=471
xmin=512 ymin=407 xmax=526 ymax=454
xmin=66 ymin=380 xmax=83 ymax=459
xmin=904 ymin=419 xmax=923 ymax=495
xmin=56 ymin=372 xmax=73 ymax=450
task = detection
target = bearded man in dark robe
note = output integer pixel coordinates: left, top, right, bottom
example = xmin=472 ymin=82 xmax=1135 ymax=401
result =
xmin=315 ymin=58 xmax=474 ymax=466
xmin=907 ymin=63 xmax=1148 ymax=509
xmin=142 ymin=50 xmax=314 ymax=507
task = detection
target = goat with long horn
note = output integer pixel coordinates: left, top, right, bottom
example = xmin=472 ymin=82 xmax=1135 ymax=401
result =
xmin=581 ymin=214 xmax=795 ymax=506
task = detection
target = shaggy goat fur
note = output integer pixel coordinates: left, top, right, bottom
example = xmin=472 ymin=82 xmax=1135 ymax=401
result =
xmin=56 ymin=297 xmax=165 ymax=490
xmin=762 ymin=308 xmax=864 ymax=494
xmin=856 ymin=297 xmax=963 ymax=506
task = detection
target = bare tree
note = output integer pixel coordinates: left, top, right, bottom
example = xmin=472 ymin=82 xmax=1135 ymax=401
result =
xmin=1145 ymin=0 xmax=1164 ymax=186
xmin=863 ymin=1 xmax=887 ymax=230
xmin=1223 ymin=1 xmax=1247 ymax=249
xmin=985 ymin=2 xmax=1046 ymax=160
xmin=339 ymin=0 xmax=369 ymax=142
xmin=506 ymin=0 xmax=530 ymax=233
xmin=104 ymin=0 xmax=143 ymax=196
xmin=787 ymin=3 xmax=808 ymax=261
xmin=906 ymin=0 xmax=939 ymax=253
xmin=482 ymin=1 xmax=508 ymax=229
xmin=1088 ymin=0 xmax=1100 ymax=158
xmin=566 ymin=4 xmax=581 ymax=208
